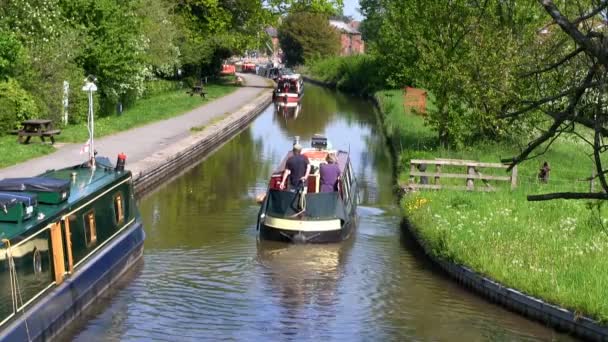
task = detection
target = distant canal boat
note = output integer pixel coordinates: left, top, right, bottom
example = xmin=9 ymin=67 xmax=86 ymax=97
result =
xmin=257 ymin=135 xmax=358 ymax=243
xmin=0 ymin=157 xmax=145 ymax=341
xmin=273 ymin=74 xmax=304 ymax=104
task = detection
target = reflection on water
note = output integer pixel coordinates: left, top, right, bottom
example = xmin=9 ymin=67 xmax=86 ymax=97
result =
xmin=66 ymin=84 xmax=573 ymax=341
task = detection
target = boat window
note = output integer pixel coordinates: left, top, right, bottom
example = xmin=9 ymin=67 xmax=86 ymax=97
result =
xmin=84 ymin=210 xmax=97 ymax=247
xmin=114 ymin=193 xmax=124 ymax=225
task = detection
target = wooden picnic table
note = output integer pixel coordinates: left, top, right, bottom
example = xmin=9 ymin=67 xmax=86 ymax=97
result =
xmin=188 ymin=84 xmax=207 ymax=98
xmin=13 ymin=119 xmax=61 ymax=145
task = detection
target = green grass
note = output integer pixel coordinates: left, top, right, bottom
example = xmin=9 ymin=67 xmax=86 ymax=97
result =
xmin=0 ymin=135 xmax=55 ymax=168
xmin=0 ymin=83 xmax=238 ymax=168
xmin=377 ymin=89 xmax=608 ymax=322
xmin=60 ymin=83 xmax=238 ymax=142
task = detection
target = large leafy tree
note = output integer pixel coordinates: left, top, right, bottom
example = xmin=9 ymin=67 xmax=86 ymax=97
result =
xmin=365 ymin=0 xmax=544 ymax=147
xmin=279 ymin=11 xmax=340 ymax=66
xmin=501 ymin=0 xmax=608 ymax=201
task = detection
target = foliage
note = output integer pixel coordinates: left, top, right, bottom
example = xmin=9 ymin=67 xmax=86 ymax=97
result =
xmin=267 ymin=0 xmax=343 ymax=15
xmin=499 ymin=0 xmax=608 ymax=201
xmin=0 ymin=31 xmax=22 ymax=80
xmin=363 ymin=0 xmax=545 ymax=147
xmin=304 ymin=55 xmax=386 ymax=95
xmin=279 ymin=11 xmax=340 ymax=66
xmin=0 ymin=78 xmax=38 ymax=134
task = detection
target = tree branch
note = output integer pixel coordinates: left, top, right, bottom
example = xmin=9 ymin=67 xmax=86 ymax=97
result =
xmin=572 ymin=0 xmax=608 ymax=26
xmin=539 ymin=0 xmax=600 ymax=60
xmin=528 ymin=192 xmax=608 ymax=201
xmin=520 ymin=47 xmax=584 ymax=77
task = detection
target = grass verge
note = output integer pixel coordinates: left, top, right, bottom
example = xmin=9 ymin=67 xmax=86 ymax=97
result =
xmin=377 ymin=89 xmax=608 ymax=322
xmin=0 ymin=82 xmax=238 ymax=168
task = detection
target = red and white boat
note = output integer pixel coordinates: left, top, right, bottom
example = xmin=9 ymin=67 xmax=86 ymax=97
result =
xmin=273 ymin=74 xmax=304 ymax=104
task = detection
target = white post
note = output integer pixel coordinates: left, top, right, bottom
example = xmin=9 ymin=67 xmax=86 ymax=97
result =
xmin=82 ymin=78 xmax=97 ymax=169
xmin=62 ymin=81 xmax=69 ymax=125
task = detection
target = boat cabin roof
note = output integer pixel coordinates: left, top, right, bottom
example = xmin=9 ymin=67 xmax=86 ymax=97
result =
xmin=0 ymin=164 xmax=130 ymax=241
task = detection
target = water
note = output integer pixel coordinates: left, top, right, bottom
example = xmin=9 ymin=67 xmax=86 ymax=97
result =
xmin=66 ymin=84 xmax=572 ymax=341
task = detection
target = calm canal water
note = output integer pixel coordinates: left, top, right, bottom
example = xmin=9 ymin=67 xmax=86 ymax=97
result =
xmin=65 ymin=84 xmax=572 ymax=341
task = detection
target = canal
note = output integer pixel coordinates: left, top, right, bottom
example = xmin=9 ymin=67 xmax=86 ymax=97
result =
xmin=66 ymin=84 xmax=571 ymax=341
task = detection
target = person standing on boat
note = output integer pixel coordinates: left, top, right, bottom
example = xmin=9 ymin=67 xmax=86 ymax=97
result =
xmin=280 ymin=144 xmax=310 ymax=191
xmin=320 ymin=153 xmax=340 ymax=192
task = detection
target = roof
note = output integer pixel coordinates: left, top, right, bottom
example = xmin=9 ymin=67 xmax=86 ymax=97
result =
xmin=329 ymin=20 xmax=361 ymax=35
xmin=265 ymin=27 xmax=278 ymax=38
xmin=0 ymin=163 xmax=129 ymax=241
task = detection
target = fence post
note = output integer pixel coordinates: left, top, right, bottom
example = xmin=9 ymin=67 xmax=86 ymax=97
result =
xmin=591 ymin=170 xmax=596 ymax=193
xmin=511 ymin=164 xmax=518 ymax=190
xmin=435 ymin=164 xmax=441 ymax=185
xmin=466 ymin=165 xmax=475 ymax=190
xmin=410 ymin=162 xmax=416 ymax=184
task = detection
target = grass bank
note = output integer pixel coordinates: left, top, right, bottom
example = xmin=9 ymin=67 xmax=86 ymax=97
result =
xmin=0 ymin=82 xmax=239 ymax=168
xmin=300 ymin=55 xmax=385 ymax=96
xmin=376 ymin=89 xmax=608 ymax=322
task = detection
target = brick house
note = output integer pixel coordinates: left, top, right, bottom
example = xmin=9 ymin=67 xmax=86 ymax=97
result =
xmin=329 ymin=20 xmax=365 ymax=56
xmin=265 ymin=27 xmax=280 ymax=58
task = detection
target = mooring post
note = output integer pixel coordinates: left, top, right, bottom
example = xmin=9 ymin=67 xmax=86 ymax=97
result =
xmin=410 ymin=162 xmax=417 ymax=184
xmin=466 ymin=165 xmax=475 ymax=190
xmin=511 ymin=164 xmax=518 ymax=190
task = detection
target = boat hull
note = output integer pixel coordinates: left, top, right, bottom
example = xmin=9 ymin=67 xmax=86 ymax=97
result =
xmin=259 ymin=218 xmax=355 ymax=243
xmin=0 ymin=218 xmax=145 ymax=342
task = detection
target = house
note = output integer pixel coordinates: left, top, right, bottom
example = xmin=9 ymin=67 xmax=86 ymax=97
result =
xmin=329 ymin=19 xmax=365 ymax=56
xmin=265 ymin=27 xmax=281 ymax=58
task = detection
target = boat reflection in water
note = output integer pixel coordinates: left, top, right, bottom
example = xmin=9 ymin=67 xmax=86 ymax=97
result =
xmin=256 ymin=238 xmax=352 ymax=334
xmin=275 ymin=103 xmax=301 ymax=120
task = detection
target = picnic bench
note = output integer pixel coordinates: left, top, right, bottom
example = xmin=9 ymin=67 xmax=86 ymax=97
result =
xmin=10 ymin=119 xmax=61 ymax=145
xmin=187 ymin=84 xmax=207 ymax=98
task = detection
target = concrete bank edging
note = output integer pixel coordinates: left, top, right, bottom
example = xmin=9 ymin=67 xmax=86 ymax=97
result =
xmin=403 ymin=221 xmax=608 ymax=341
xmin=130 ymin=89 xmax=272 ymax=197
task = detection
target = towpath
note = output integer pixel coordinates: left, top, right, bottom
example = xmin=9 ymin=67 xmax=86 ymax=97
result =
xmin=0 ymin=74 xmax=270 ymax=178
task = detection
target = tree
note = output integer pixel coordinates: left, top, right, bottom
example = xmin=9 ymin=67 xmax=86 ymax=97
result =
xmin=267 ymin=0 xmax=343 ymax=15
xmin=279 ymin=11 xmax=340 ymax=66
xmin=364 ymin=0 xmax=544 ymax=147
xmin=501 ymin=0 xmax=608 ymax=201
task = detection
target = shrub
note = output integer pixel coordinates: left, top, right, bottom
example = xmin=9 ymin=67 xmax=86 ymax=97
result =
xmin=306 ymin=55 xmax=387 ymax=95
xmin=143 ymin=79 xmax=184 ymax=98
xmin=0 ymin=78 xmax=38 ymax=135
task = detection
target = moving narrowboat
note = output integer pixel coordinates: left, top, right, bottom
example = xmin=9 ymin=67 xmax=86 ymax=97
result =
xmin=0 ymin=157 xmax=145 ymax=341
xmin=257 ymin=135 xmax=358 ymax=243
xmin=273 ymin=74 xmax=304 ymax=105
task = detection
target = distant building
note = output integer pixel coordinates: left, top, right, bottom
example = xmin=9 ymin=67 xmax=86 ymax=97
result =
xmin=329 ymin=19 xmax=365 ymax=56
xmin=265 ymin=27 xmax=281 ymax=59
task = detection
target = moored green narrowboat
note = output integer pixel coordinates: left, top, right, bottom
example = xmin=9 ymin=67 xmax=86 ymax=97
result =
xmin=0 ymin=157 xmax=145 ymax=341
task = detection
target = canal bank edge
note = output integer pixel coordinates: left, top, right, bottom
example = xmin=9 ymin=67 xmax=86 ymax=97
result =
xmin=303 ymin=75 xmax=608 ymax=340
xmin=367 ymin=85 xmax=608 ymax=340
xmin=130 ymin=87 xmax=273 ymax=197
xmin=401 ymin=219 xmax=608 ymax=341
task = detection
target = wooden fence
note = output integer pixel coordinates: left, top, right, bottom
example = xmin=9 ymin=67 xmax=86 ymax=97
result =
xmin=406 ymin=159 xmax=518 ymax=192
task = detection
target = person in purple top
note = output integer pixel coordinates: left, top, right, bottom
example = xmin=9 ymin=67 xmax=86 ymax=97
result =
xmin=320 ymin=153 xmax=341 ymax=192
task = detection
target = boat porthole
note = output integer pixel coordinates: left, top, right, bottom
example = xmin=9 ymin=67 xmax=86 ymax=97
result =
xmin=33 ymin=248 xmax=42 ymax=274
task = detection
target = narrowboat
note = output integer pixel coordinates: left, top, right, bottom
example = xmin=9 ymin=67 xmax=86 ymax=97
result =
xmin=273 ymin=74 xmax=304 ymax=104
xmin=257 ymin=135 xmax=358 ymax=243
xmin=0 ymin=157 xmax=145 ymax=341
